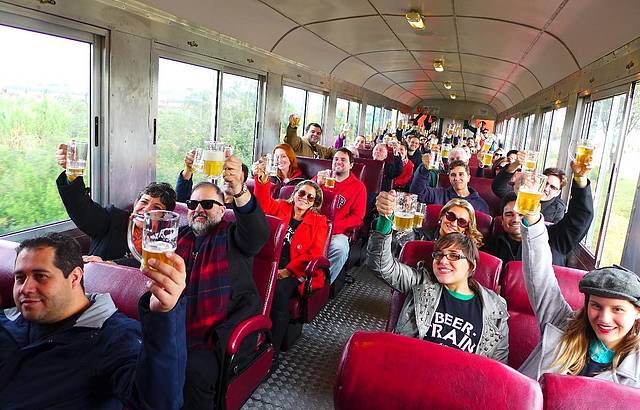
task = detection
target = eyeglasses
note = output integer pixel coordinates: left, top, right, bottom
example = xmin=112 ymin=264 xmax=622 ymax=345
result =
xmin=444 ymin=211 xmax=469 ymax=228
xmin=432 ymin=251 xmax=468 ymax=262
xmin=185 ymin=199 xmax=224 ymax=210
xmin=296 ymin=190 xmax=316 ymax=202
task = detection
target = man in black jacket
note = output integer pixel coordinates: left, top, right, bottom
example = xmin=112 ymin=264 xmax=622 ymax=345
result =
xmin=491 ymin=150 xmax=566 ymax=223
xmin=483 ymin=160 xmax=593 ymax=266
xmin=406 ymin=135 xmax=423 ymax=172
xmin=55 ymin=143 xmax=176 ymax=264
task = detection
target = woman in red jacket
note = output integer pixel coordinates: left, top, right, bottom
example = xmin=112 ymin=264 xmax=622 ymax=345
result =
xmin=271 ymin=143 xmax=305 ymax=186
xmin=393 ymin=144 xmax=415 ymax=191
xmin=254 ymin=166 xmax=329 ymax=352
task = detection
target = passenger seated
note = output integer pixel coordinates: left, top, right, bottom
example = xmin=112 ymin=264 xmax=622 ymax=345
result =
xmin=393 ymin=144 xmax=415 ymax=191
xmin=284 ymin=114 xmax=335 ymax=159
xmin=178 ymin=155 xmax=269 ymax=409
xmin=406 ymin=135 xmax=423 ymax=172
xmin=372 ymin=142 xmax=403 ymax=192
xmin=483 ymin=159 xmax=593 ymax=266
xmin=519 ymin=208 xmax=640 ymax=386
xmin=492 ymin=151 xmax=566 ymax=223
xmin=0 ymin=233 xmax=187 ymax=409
xmin=55 ymin=143 xmax=176 ymax=265
xmin=410 ymin=159 xmax=490 ymax=214
xmin=367 ymin=193 xmax=508 ymax=363
xmin=448 ymin=146 xmax=470 ymax=164
xmin=354 ymin=135 xmax=367 ymax=150
xmin=253 ymin=165 xmax=328 ymax=352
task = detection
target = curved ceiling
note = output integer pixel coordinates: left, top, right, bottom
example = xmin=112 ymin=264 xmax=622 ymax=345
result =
xmin=140 ymin=0 xmax=640 ymax=112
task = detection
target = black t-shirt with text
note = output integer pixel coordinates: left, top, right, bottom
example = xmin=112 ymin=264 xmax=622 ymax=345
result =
xmin=423 ymin=289 xmax=483 ymax=354
xmin=279 ymin=217 xmax=302 ymax=269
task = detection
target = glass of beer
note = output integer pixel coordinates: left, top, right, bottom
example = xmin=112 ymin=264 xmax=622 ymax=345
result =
xmin=127 ymin=210 xmax=179 ymax=271
xmin=481 ymin=151 xmax=493 ymax=167
xmin=66 ymin=139 xmax=88 ymax=182
xmin=393 ymin=193 xmax=417 ymax=231
xmin=514 ymin=172 xmax=548 ymax=215
xmin=265 ymin=153 xmax=278 ymax=176
xmin=203 ymin=141 xmax=225 ymax=182
xmin=523 ymin=151 xmax=538 ymax=172
xmin=192 ymin=148 xmax=204 ymax=172
xmin=441 ymin=144 xmax=451 ymax=159
xmin=290 ymin=113 xmax=301 ymax=128
xmin=482 ymin=140 xmax=492 ymax=152
xmin=575 ymin=139 xmax=594 ymax=167
xmin=414 ymin=203 xmax=426 ymax=228
xmin=324 ymin=170 xmax=336 ymax=189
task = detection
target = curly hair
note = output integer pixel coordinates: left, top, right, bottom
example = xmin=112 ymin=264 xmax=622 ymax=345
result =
xmin=439 ymin=198 xmax=484 ymax=247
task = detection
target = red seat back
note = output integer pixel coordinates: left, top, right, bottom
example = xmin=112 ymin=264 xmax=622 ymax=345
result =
xmin=296 ymin=157 xmax=363 ymax=186
xmin=83 ymin=262 xmax=149 ymax=320
xmin=357 ymin=148 xmax=372 ymax=159
xmin=335 ymin=331 xmax=543 ymax=410
xmin=354 ymin=157 xmax=384 ymax=193
xmin=501 ymin=261 xmax=586 ymax=369
xmin=0 ymin=239 xmax=19 ymax=308
xmin=422 ymin=204 xmax=492 ymax=242
xmin=438 ymin=174 xmax=502 ymax=216
xmin=541 ymin=373 xmax=640 ymax=410
xmin=175 ymin=202 xmax=189 ymax=227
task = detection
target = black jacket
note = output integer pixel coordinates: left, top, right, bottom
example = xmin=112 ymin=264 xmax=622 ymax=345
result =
xmin=491 ymin=169 xmax=566 ymax=223
xmin=407 ymin=150 xmax=423 ymax=174
xmin=483 ymin=181 xmax=594 ymax=266
xmin=381 ymin=154 xmax=404 ymax=192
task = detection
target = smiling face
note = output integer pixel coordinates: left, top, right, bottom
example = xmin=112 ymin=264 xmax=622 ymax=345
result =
xmin=398 ymin=145 xmax=408 ymax=160
xmin=501 ymin=201 xmax=523 ymax=239
xmin=408 ymin=137 xmax=420 ymax=152
xmin=305 ymin=125 xmax=322 ymax=144
xmin=372 ymin=143 xmax=388 ymax=161
xmin=448 ymin=166 xmax=470 ymax=192
xmin=187 ymin=185 xmax=225 ymax=236
xmin=273 ymin=148 xmax=291 ymax=173
xmin=293 ymin=183 xmax=317 ymax=214
xmin=432 ymin=245 xmax=472 ymax=290
xmin=132 ymin=195 xmax=167 ymax=228
xmin=439 ymin=206 xmax=471 ymax=236
xmin=332 ymin=150 xmax=352 ymax=177
xmin=354 ymin=135 xmax=366 ymax=149
xmin=587 ymin=295 xmax=640 ymax=350
xmin=542 ymin=174 xmax=562 ymax=201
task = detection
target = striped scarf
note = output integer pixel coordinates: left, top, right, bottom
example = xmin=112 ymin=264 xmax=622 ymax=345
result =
xmin=176 ymin=221 xmax=230 ymax=349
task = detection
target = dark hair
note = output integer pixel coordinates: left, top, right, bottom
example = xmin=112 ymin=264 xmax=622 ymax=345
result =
xmin=241 ymin=163 xmax=249 ymax=183
xmin=506 ymin=150 xmax=519 ymax=158
xmin=501 ymin=191 xmax=518 ymax=214
xmin=288 ymin=180 xmax=324 ymax=211
xmin=543 ymin=167 xmax=567 ymax=188
xmin=192 ymin=181 xmax=224 ymax=203
xmin=448 ymin=159 xmax=469 ymax=175
xmin=139 ymin=182 xmax=177 ymax=211
xmin=17 ymin=233 xmax=84 ymax=282
xmin=305 ymin=122 xmax=323 ymax=133
xmin=430 ymin=233 xmax=481 ymax=293
xmin=335 ymin=147 xmax=354 ymax=164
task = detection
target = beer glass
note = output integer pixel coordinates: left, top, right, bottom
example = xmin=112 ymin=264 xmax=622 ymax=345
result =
xmin=482 ymin=140 xmax=492 ymax=152
xmin=514 ymin=172 xmax=548 ymax=215
xmin=66 ymin=139 xmax=88 ymax=182
xmin=265 ymin=153 xmax=278 ymax=176
xmin=575 ymin=139 xmax=594 ymax=167
xmin=324 ymin=170 xmax=336 ymax=189
xmin=441 ymin=143 xmax=451 ymax=159
xmin=414 ymin=203 xmax=426 ymax=229
xmin=127 ymin=210 xmax=180 ymax=271
xmin=192 ymin=148 xmax=204 ymax=172
xmin=290 ymin=113 xmax=301 ymax=128
xmin=481 ymin=151 xmax=493 ymax=167
xmin=203 ymin=141 xmax=225 ymax=183
xmin=393 ymin=193 xmax=417 ymax=231
xmin=523 ymin=151 xmax=538 ymax=172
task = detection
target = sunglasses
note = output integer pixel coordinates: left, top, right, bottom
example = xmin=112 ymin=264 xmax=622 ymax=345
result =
xmin=296 ymin=190 xmax=316 ymax=202
xmin=444 ymin=211 xmax=469 ymax=228
xmin=185 ymin=199 xmax=224 ymax=210
xmin=432 ymin=251 xmax=467 ymax=262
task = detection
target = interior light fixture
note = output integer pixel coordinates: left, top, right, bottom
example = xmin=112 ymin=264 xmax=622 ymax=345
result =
xmin=405 ymin=11 xmax=425 ymax=30
xmin=433 ymin=59 xmax=444 ymax=72
xmin=450 ymin=94 xmax=456 ymax=100
xmin=443 ymin=81 xmax=452 ymax=90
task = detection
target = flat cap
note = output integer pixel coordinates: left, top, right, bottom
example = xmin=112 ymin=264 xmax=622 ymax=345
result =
xmin=579 ymin=265 xmax=640 ymax=307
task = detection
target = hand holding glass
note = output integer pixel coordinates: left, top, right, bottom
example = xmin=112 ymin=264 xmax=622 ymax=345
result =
xmin=414 ymin=203 xmax=426 ymax=228
xmin=523 ymin=151 xmax=538 ymax=172
xmin=66 ymin=140 xmax=88 ymax=182
xmin=575 ymin=139 xmax=594 ymax=168
xmin=393 ymin=193 xmax=418 ymax=231
xmin=514 ymin=172 xmax=547 ymax=215
xmin=127 ymin=210 xmax=180 ymax=271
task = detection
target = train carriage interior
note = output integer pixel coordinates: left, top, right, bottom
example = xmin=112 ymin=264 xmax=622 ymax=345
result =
xmin=2 ymin=0 xmax=640 ymax=408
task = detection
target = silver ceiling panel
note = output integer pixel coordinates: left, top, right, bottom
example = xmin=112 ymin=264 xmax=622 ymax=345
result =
xmin=306 ymin=16 xmax=403 ymax=54
xmin=272 ymin=28 xmax=349 ymax=73
xmin=521 ymin=33 xmax=578 ymax=88
xmin=411 ymin=51 xmax=461 ymax=71
xmin=510 ymin=65 xmax=542 ymax=98
xmin=332 ymin=58 xmax=378 ymax=86
xmin=364 ymin=73 xmax=396 ymax=94
xmin=384 ymin=15 xmax=458 ymax=51
xmin=358 ymin=51 xmax=420 ymax=72
xmin=384 ymin=70 xmax=432 ymax=83
xmin=383 ymin=84 xmax=407 ymax=99
xmin=454 ymin=0 xmax=564 ymax=29
xmin=458 ymin=17 xmax=539 ymax=62
xmin=369 ymin=0 xmax=453 ymax=16
xmin=260 ymin=0 xmax=375 ymax=25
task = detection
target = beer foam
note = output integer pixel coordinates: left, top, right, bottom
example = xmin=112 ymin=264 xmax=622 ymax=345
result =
xmin=203 ymin=150 xmax=224 ymax=161
xmin=143 ymin=241 xmax=176 ymax=252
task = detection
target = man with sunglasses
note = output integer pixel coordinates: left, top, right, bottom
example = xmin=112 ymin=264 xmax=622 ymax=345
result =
xmin=483 ymin=160 xmax=594 ymax=266
xmin=176 ymin=155 xmax=269 ymax=409
xmin=491 ymin=151 xmax=566 ymax=223
xmin=410 ymin=159 xmax=490 ymax=215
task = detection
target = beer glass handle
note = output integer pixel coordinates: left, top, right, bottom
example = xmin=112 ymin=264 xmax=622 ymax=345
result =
xmin=127 ymin=216 xmax=143 ymax=263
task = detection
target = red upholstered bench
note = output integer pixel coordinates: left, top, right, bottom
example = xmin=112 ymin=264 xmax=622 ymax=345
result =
xmin=541 ymin=373 xmax=640 ymax=410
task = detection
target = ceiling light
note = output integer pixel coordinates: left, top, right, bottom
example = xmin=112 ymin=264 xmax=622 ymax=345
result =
xmin=443 ymin=81 xmax=452 ymax=90
xmin=433 ymin=59 xmax=444 ymax=72
xmin=405 ymin=12 xmax=425 ymax=30
xmin=450 ymin=94 xmax=456 ymax=100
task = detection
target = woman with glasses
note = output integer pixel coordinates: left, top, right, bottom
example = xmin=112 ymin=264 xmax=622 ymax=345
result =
xmin=368 ymin=191 xmax=509 ymax=362
xmin=418 ymin=198 xmax=484 ymax=247
xmin=253 ymin=165 xmax=328 ymax=353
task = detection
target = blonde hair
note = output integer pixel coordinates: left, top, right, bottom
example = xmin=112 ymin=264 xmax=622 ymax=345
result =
xmin=439 ymin=198 xmax=484 ymax=247
xmin=552 ymin=297 xmax=640 ymax=374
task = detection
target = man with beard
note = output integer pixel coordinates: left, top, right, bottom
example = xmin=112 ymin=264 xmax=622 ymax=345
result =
xmin=177 ymin=155 xmax=269 ymax=409
xmin=285 ymin=114 xmax=335 ymax=159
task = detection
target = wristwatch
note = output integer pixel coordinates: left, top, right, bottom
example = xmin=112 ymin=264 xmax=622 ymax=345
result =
xmin=233 ymin=184 xmax=248 ymax=198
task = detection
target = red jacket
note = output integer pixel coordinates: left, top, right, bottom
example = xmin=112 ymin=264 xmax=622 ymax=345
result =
xmin=254 ymin=178 xmax=329 ymax=294
xmin=393 ymin=159 xmax=415 ymax=188
xmin=315 ymin=172 xmax=366 ymax=235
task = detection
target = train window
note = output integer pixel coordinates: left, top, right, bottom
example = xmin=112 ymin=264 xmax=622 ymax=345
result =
xmin=348 ymin=101 xmax=360 ymax=138
xmin=0 ymin=22 xmax=98 ymax=236
xmin=364 ymin=105 xmax=374 ymax=134
xmin=156 ymin=58 xmax=218 ymax=185
xmin=334 ymin=98 xmax=361 ymax=144
xmin=580 ymin=92 xmax=629 ymax=262
xmin=334 ymin=98 xmax=349 ymax=137
xmin=525 ymin=114 xmax=536 ymax=149
xmin=391 ymin=109 xmax=398 ymax=128
xmin=280 ymin=85 xmax=306 ymax=137
xmin=218 ymin=73 xmax=259 ymax=166
xmin=305 ymin=91 xmax=325 ymax=128
xmin=542 ymin=107 xmax=567 ymax=168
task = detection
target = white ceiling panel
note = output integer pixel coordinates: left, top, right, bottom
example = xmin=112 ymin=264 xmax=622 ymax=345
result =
xmin=460 ymin=54 xmax=516 ymax=79
xmin=383 ymin=84 xmax=407 ymax=99
xmin=260 ymin=0 xmax=375 ymax=25
xmin=521 ymin=33 xmax=578 ymax=88
xmin=332 ymin=58 xmax=378 ymax=86
xmin=461 ymin=73 xmax=509 ymax=94
xmin=548 ymin=0 xmax=640 ymax=67
xmin=411 ymin=51 xmax=461 ymax=71
xmin=384 ymin=70 xmax=431 ymax=83
xmin=369 ymin=0 xmax=453 ymax=15
xmin=428 ymin=71 xmax=464 ymax=84
xmin=363 ymin=73 xmax=395 ymax=94
xmin=500 ymin=83 xmax=524 ymax=106
xmin=358 ymin=51 xmax=420 ymax=72
xmin=273 ymin=28 xmax=349 ymax=73
xmin=400 ymin=81 xmax=438 ymax=91
xmin=458 ymin=17 xmax=538 ymax=62
xmin=510 ymin=66 xmax=542 ymax=98
xmin=306 ymin=16 xmax=403 ymax=54
xmin=455 ymin=0 xmax=564 ymax=29
xmin=385 ymin=16 xmax=458 ymax=51
xmin=465 ymin=84 xmax=512 ymax=104
xmin=142 ymin=0 xmax=297 ymax=50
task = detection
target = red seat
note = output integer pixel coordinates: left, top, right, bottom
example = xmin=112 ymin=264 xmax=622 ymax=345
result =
xmin=386 ymin=240 xmax=502 ymax=332
xmin=541 ymin=373 xmax=640 ymax=410
xmin=0 ymin=239 xmax=19 ymax=308
xmin=438 ymin=174 xmax=502 ymax=217
xmin=501 ymin=261 xmax=586 ymax=369
xmin=353 ymin=157 xmax=384 ymax=194
xmin=296 ymin=157 xmax=364 ymax=186
xmin=334 ymin=331 xmax=543 ymax=410
xmin=219 ymin=212 xmax=285 ymax=410
xmin=174 ymin=202 xmax=189 ymax=227
xmin=422 ymin=204 xmax=492 ymax=243
xmin=357 ymin=148 xmax=372 ymax=159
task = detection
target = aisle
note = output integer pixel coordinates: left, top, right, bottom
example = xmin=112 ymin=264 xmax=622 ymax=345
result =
xmin=243 ymin=265 xmax=391 ymax=409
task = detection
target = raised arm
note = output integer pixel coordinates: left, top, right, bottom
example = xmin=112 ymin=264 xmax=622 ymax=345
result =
xmin=284 ymin=115 xmax=303 ymax=152
xmin=409 ymin=165 xmax=443 ymax=204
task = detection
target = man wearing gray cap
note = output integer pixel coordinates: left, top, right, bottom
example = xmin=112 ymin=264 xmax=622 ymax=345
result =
xmin=518 ymin=208 xmax=640 ymax=386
